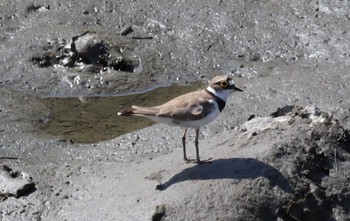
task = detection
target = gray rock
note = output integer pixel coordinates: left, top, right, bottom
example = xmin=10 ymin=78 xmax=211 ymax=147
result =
xmin=152 ymin=204 xmax=166 ymax=221
xmin=160 ymin=106 xmax=350 ymax=221
xmin=0 ymin=165 xmax=36 ymax=199
xmin=71 ymin=32 xmax=105 ymax=65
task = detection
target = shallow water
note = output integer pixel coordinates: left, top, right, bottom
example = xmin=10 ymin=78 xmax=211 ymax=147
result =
xmin=40 ymin=82 xmax=203 ymax=143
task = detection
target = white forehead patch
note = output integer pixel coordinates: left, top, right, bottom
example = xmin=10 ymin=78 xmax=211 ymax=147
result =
xmin=228 ymin=79 xmax=235 ymax=86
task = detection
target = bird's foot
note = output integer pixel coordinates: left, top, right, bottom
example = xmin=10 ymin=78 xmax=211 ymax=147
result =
xmin=184 ymin=157 xmax=196 ymax=163
xmin=184 ymin=157 xmax=212 ymax=164
xmin=196 ymin=157 xmax=213 ymax=164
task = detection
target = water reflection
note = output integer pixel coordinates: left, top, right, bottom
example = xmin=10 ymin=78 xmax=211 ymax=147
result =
xmin=40 ymin=82 xmax=202 ymax=143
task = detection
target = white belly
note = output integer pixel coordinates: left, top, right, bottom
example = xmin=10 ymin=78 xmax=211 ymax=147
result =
xmin=177 ymin=107 xmax=221 ymax=128
xmin=144 ymin=105 xmax=221 ymax=129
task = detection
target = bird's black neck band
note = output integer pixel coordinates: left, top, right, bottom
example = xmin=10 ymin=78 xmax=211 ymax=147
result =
xmin=205 ymin=89 xmax=226 ymax=112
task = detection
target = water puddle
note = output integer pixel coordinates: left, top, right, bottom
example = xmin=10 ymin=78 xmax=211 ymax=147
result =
xmin=40 ymin=81 xmax=203 ymax=143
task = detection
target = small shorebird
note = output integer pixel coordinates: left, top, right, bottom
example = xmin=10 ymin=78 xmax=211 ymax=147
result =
xmin=118 ymin=75 xmax=243 ymax=164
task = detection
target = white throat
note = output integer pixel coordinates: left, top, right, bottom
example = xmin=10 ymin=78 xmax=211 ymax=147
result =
xmin=206 ymin=86 xmax=233 ymax=102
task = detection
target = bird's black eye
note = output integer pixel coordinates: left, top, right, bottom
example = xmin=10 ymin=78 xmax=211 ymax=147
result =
xmin=220 ymin=80 xmax=228 ymax=88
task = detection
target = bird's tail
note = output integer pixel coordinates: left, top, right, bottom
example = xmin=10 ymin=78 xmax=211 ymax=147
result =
xmin=117 ymin=105 xmax=159 ymax=116
xmin=117 ymin=107 xmax=135 ymax=116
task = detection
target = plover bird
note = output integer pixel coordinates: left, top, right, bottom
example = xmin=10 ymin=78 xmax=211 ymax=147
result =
xmin=118 ymin=75 xmax=243 ymax=164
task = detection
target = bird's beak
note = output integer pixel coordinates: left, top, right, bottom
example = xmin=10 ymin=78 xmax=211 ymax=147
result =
xmin=228 ymin=80 xmax=243 ymax=91
xmin=234 ymin=86 xmax=243 ymax=92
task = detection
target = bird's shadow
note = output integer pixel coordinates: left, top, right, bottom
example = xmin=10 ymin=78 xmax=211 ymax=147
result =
xmin=156 ymin=158 xmax=293 ymax=193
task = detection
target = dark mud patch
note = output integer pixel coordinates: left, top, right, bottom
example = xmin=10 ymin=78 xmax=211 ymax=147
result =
xmin=39 ymin=82 xmax=202 ymax=143
xmin=31 ymin=32 xmax=140 ymax=73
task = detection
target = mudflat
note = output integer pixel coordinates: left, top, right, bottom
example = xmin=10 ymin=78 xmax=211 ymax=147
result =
xmin=0 ymin=1 xmax=350 ymax=220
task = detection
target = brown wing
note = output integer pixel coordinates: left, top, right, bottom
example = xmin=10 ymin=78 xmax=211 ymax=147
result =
xmin=156 ymin=90 xmax=216 ymax=121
